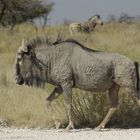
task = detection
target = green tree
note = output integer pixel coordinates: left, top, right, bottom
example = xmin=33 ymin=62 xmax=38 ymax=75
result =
xmin=0 ymin=0 xmax=54 ymax=31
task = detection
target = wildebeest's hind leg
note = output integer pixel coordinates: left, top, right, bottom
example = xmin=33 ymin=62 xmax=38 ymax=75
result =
xmin=95 ymin=84 xmax=120 ymax=130
xmin=138 ymin=98 xmax=140 ymax=107
xmin=61 ymin=82 xmax=74 ymax=130
xmin=46 ymin=87 xmax=62 ymax=129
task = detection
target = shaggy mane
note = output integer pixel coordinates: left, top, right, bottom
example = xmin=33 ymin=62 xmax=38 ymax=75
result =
xmin=25 ymin=35 xmax=98 ymax=52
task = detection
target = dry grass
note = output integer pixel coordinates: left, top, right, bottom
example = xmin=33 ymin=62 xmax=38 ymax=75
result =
xmin=0 ymin=22 xmax=140 ymax=128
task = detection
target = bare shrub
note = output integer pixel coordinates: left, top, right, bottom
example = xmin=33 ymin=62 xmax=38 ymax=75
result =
xmin=107 ymin=15 xmax=116 ymax=23
xmin=119 ymin=13 xmax=134 ymax=23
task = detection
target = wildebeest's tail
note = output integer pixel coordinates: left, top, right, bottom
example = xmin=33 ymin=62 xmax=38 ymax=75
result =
xmin=135 ymin=61 xmax=139 ymax=92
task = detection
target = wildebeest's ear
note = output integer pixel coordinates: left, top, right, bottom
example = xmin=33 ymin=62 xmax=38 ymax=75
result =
xmin=53 ymin=32 xmax=64 ymax=45
xmin=19 ymin=39 xmax=28 ymax=53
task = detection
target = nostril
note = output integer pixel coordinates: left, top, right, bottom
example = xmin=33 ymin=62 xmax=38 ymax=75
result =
xmin=15 ymin=75 xmax=20 ymax=81
xmin=15 ymin=75 xmax=24 ymax=85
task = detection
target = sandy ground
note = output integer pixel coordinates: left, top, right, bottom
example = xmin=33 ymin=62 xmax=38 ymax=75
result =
xmin=0 ymin=127 xmax=140 ymax=140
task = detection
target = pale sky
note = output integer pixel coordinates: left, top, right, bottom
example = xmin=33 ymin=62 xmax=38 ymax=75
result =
xmin=45 ymin=0 xmax=140 ymax=24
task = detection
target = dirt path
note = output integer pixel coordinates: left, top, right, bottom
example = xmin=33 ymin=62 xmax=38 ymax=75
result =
xmin=0 ymin=127 xmax=140 ymax=140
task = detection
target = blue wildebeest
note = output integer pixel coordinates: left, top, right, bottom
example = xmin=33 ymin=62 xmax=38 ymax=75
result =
xmin=69 ymin=15 xmax=103 ymax=35
xmin=15 ymin=37 xmax=140 ymax=130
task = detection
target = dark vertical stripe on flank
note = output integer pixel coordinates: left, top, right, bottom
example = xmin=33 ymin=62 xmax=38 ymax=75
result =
xmin=134 ymin=61 xmax=139 ymax=91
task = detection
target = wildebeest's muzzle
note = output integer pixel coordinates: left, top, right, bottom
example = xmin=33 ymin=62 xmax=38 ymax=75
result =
xmin=15 ymin=62 xmax=24 ymax=85
xmin=15 ymin=74 xmax=24 ymax=85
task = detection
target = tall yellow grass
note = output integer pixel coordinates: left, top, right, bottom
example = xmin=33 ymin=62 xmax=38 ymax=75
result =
xmin=0 ymin=22 xmax=140 ymax=128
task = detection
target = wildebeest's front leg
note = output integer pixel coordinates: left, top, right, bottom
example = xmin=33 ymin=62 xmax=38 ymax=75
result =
xmin=95 ymin=84 xmax=120 ymax=130
xmin=46 ymin=87 xmax=62 ymax=129
xmin=61 ymin=82 xmax=74 ymax=130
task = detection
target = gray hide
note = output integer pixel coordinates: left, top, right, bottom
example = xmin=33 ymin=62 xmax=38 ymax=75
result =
xmin=15 ymin=38 xmax=140 ymax=130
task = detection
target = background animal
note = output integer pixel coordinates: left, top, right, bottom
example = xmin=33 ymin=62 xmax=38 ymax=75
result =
xmin=15 ymin=36 xmax=140 ymax=130
xmin=69 ymin=15 xmax=103 ymax=35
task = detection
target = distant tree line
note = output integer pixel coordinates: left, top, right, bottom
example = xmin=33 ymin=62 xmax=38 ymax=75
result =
xmin=62 ymin=13 xmax=140 ymax=26
xmin=0 ymin=0 xmax=54 ymax=32
xmin=107 ymin=13 xmax=140 ymax=23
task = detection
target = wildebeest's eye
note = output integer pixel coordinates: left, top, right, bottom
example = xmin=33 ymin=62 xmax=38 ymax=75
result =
xmin=17 ymin=58 xmax=21 ymax=62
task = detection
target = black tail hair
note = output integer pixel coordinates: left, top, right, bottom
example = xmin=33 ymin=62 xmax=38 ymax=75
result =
xmin=135 ymin=61 xmax=139 ymax=91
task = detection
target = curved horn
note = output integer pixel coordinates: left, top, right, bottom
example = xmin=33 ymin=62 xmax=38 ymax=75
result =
xmin=22 ymin=39 xmax=25 ymax=47
xmin=19 ymin=39 xmax=28 ymax=53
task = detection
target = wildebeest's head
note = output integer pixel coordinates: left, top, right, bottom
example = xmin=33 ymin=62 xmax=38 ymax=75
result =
xmin=88 ymin=15 xmax=103 ymax=25
xmin=15 ymin=39 xmax=45 ymax=87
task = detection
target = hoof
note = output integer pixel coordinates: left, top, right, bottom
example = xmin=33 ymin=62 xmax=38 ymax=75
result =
xmin=66 ymin=124 xmax=74 ymax=130
xmin=55 ymin=120 xmax=61 ymax=129
xmin=94 ymin=125 xmax=104 ymax=131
